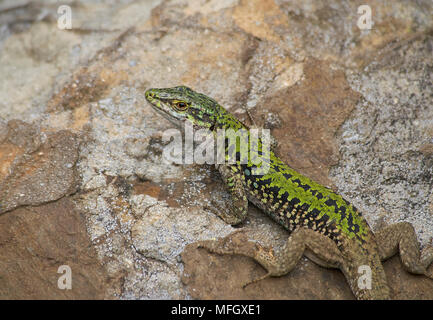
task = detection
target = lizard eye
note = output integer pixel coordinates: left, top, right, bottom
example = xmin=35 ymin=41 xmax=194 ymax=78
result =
xmin=173 ymin=101 xmax=189 ymax=111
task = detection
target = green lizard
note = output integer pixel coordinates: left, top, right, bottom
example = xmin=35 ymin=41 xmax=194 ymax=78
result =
xmin=145 ymin=85 xmax=433 ymax=300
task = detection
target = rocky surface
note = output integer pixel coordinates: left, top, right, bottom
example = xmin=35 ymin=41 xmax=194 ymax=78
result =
xmin=0 ymin=120 xmax=80 ymax=214
xmin=0 ymin=197 xmax=107 ymax=299
xmin=0 ymin=0 xmax=432 ymax=299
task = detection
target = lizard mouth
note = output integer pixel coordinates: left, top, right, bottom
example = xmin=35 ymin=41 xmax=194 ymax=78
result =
xmin=145 ymin=90 xmax=184 ymax=128
xmin=145 ymin=89 xmax=173 ymax=111
xmin=144 ymin=89 xmax=158 ymax=105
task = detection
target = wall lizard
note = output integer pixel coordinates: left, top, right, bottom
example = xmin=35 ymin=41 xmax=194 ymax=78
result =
xmin=145 ymin=85 xmax=433 ymax=300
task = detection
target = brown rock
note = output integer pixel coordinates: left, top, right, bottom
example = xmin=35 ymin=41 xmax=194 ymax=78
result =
xmin=0 ymin=120 xmax=80 ymax=214
xmin=233 ymin=0 xmax=288 ymax=43
xmin=181 ymin=232 xmax=351 ymax=300
xmin=0 ymin=197 xmax=107 ymax=299
xmin=255 ymin=58 xmax=361 ymax=187
xmin=181 ymin=232 xmax=433 ymax=300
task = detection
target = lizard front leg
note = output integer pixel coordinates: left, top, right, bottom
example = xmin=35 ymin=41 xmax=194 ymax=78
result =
xmin=204 ymin=164 xmax=248 ymax=225
xmin=198 ymin=227 xmax=344 ymax=287
xmin=375 ymin=222 xmax=433 ymax=277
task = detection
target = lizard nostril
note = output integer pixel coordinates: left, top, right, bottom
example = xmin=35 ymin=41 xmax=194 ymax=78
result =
xmin=145 ymin=90 xmax=154 ymax=99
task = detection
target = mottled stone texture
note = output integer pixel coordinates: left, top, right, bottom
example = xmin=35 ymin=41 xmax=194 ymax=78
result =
xmin=0 ymin=120 xmax=80 ymax=214
xmin=0 ymin=0 xmax=432 ymax=299
xmin=0 ymin=198 xmax=107 ymax=299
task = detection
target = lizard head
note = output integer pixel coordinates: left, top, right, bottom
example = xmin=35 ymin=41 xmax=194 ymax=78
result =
xmin=145 ymin=86 xmax=220 ymax=130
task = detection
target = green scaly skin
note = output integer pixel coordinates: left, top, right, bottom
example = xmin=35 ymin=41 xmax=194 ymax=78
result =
xmin=145 ymin=85 xmax=433 ymax=300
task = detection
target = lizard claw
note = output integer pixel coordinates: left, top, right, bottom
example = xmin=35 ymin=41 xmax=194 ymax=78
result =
xmin=241 ymin=272 xmax=271 ymax=289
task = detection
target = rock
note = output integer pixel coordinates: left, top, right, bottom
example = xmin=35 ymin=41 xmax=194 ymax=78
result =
xmin=0 ymin=0 xmax=432 ymax=300
xmin=0 ymin=120 xmax=80 ymax=214
xmin=182 ymin=231 xmax=353 ymax=299
xmin=0 ymin=197 xmax=107 ymax=299
xmin=181 ymin=230 xmax=433 ymax=299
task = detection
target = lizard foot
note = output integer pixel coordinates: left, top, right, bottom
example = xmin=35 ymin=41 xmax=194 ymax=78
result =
xmin=196 ymin=230 xmax=251 ymax=256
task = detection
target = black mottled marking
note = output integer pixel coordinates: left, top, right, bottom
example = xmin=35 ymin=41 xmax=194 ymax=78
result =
xmin=275 ymin=191 xmax=287 ymax=204
xmin=300 ymin=203 xmax=310 ymax=212
xmin=292 ymin=178 xmax=301 ymax=185
xmin=339 ymin=205 xmax=346 ymax=220
xmin=256 ymin=177 xmax=272 ymax=186
xmin=347 ymin=211 xmax=354 ymax=226
xmin=291 ymin=178 xmax=311 ymax=191
xmin=315 ymin=213 xmax=329 ymax=228
xmin=265 ymin=184 xmax=287 ymax=208
xmin=300 ymin=183 xmax=310 ymax=191
xmin=310 ymin=208 xmax=321 ymax=218
xmin=325 ymin=198 xmax=338 ymax=209
xmin=282 ymin=172 xmax=293 ymax=180
xmin=272 ymin=164 xmax=281 ymax=172
xmin=330 ymin=230 xmax=340 ymax=241
xmin=290 ymin=197 xmax=301 ymax=207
